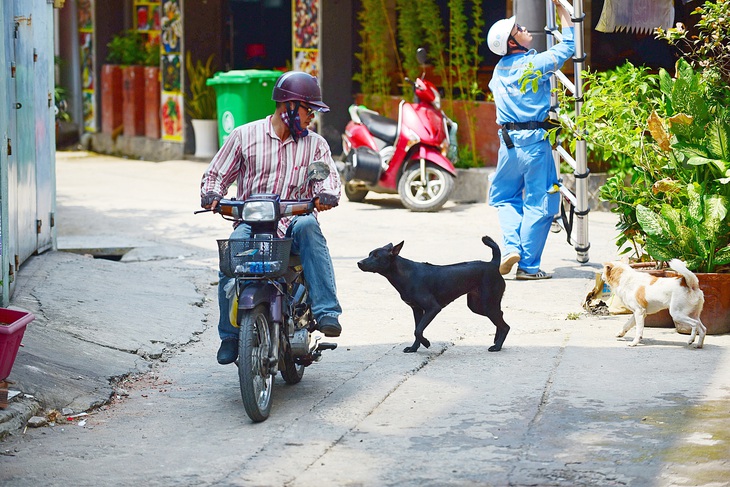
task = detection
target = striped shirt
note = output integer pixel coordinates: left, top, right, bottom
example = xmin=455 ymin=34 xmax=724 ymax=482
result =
xmin=201 ymin=115 xmax=341 ymax=236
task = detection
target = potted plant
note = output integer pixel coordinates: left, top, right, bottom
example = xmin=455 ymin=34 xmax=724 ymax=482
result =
xmin=106 ymin=30 xmax=155 ymax=137
xmin=100 ymin=33 xmax=128 ymax=134
xmin=185 ymin=52 xmax=218 ymax=158
xmin=592 ymin=0 xmax=730 ymax=334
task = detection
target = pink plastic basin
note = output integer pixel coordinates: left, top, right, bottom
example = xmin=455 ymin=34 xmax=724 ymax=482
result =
xmin=0 ymin=308 xmax=35 ymax=381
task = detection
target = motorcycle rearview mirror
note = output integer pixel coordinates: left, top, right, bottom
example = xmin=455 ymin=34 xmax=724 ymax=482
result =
xmin=306 ymin=160 xmax=330 ymax=182
xmin=416 ymin=48 xmax=428 ymax=80
xmin=416 ymin=47 xmax=427 ymax=66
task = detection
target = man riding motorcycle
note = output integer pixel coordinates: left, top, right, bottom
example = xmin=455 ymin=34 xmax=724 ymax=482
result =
xmin=200 ymin=71 xmax=343 ymax=365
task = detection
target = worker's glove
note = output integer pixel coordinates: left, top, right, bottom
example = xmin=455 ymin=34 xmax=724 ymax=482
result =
xmin=201 ymin=191 xmax=222 ymax=209
xmin=316 ymin=193 xmax=339 ymax=208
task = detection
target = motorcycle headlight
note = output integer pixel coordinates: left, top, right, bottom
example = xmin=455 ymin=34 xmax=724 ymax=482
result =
xmin=242 ymin=200 xmax=277 ymax=222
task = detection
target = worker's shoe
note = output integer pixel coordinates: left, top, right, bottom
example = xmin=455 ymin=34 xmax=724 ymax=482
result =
xmin=499 ymin=252 xmax=520 ymax=275
xmin=515 ymin=268 xmax=552 ymax=280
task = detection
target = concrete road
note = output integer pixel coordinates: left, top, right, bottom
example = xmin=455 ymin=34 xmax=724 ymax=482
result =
xmin=1 ymin=151 xmax=729 ymax=486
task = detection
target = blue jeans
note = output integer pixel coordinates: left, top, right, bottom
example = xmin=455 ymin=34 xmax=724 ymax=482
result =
xmin=217 ymin=214 xmax=342 ymax=340
xmin=488 ymin=139 xmax=559 ymax=274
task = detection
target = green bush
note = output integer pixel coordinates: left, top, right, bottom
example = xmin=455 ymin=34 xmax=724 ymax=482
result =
xmin=593 ymin=0 xmax=730 ymax=272
xmin=107 ymin=30 xmax=149 ymax=66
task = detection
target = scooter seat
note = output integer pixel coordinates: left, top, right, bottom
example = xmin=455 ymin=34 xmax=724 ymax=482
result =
xmin=359 ymin=111 xmax=398 ymax=145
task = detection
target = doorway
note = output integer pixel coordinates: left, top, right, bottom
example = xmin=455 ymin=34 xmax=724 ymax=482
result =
xmin=228 ymin=0 xmax=291 ymax=70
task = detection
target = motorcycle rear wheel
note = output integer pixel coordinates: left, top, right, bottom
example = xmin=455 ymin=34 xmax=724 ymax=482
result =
xmin=398 ymin=163 xmax=454 ymax=212
xmin=280 ymin=345 xmax=305 ymax=384
xmin=238 ymin=304 xmax=274 ymax=422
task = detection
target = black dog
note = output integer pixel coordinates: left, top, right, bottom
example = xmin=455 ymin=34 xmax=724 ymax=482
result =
xmin=357 ymin=235 xmax=510 ymax=353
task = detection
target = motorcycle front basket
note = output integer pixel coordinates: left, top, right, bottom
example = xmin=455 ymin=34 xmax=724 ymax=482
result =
xmin=217 ymin=238 xmax=292 ymax=278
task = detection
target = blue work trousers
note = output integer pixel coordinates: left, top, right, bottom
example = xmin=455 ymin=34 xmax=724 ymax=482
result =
xmin=488 ymin=138 xmax=559 ymax=274
xmin=217 ymin=215 xmax=341 ymax=340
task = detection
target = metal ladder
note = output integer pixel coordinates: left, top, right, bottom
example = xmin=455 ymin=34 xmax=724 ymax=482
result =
xmin=545 ymin=0 xmax=590 ymax=264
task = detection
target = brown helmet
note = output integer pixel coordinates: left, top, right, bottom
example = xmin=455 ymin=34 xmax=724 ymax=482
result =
xmin=272 ymin=71 xmax=330 ymax=112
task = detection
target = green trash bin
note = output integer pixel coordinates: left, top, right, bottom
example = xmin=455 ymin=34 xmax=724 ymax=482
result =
xmin=207 ymin=69 xmax=283 ymax=147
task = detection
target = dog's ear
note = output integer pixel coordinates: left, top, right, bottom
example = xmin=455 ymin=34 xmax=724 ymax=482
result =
xmin=392 ymin=241 xmax=404 ymax=256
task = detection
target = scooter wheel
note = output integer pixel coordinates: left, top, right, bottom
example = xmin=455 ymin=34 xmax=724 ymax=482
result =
xmin=344 ymin=181 xmax=369 ymax=202
xmin=398 ymin=163 xmax=454 ymax=212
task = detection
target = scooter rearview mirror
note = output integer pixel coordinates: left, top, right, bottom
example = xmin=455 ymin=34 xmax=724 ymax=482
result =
xmin=416 ymin=47 xmax=427 ymax=66
xmin=306 ymin=160 xmax=330 ymax=182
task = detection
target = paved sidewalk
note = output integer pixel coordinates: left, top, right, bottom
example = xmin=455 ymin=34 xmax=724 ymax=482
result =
xmin=1 ymin=151 xmax=729 ymax=486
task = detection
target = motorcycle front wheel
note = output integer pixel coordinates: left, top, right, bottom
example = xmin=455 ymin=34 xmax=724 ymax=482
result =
xmin=238 ymin=304 xmax=274 ymax=422
xmin=398 ymin=162 xmax=454 ymax=212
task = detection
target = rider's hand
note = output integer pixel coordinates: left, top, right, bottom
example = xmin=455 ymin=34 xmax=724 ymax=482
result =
xmin=201 ymin=191 xmax=222 ymax=210
xmin=315 ymin=192 xmax=339 ymax=211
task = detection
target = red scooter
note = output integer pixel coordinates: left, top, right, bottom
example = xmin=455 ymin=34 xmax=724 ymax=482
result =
xmin=339 ymin=49 xmax=458 ymax=212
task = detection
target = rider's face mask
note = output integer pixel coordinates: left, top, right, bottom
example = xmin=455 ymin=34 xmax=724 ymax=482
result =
xmin=281 ymin=101 xmax=309 ymax=142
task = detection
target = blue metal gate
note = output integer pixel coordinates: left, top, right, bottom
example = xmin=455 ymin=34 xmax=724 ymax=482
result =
xmin=0 ymin=0 xmax=56 ymax=306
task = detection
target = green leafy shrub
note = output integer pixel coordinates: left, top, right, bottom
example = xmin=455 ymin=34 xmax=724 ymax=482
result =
xmin=357 ymin=0 xmax=486 ymax=166
xmin=354 ymin=0 xmax=394 ymax=114
xmin=598 ymin=58 xmax=730 ymax=271
xmin=107 ymin=30 xmax=153 ymax=66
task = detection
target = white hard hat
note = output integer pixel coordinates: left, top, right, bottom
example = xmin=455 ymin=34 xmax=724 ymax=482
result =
xmin=487 ymin=16 xmax=517 ymax=56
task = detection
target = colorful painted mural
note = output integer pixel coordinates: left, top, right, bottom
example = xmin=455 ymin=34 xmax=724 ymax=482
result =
xmin=160 ymin=0 xmax=184 ymax=141
xmin=292 ymin=0 xmax=320 ymax=77
xmin=78 ymin=0 xmax=96 ymax=132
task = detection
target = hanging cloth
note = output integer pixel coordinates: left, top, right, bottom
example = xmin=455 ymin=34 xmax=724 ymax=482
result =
xmin=596 ymin=0 xmax=675 ymax=34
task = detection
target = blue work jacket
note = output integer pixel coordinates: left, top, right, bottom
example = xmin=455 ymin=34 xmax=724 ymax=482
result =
xmin=488 ymin=27 xmax=575 ymax=147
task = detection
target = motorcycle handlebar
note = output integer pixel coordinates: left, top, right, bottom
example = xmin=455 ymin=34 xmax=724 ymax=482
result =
xmin=203 ymin=198 xmax=317 ymax=221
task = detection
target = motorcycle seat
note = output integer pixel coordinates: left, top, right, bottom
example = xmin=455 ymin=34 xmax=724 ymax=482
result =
xmin=359 ymin=111 xmax=398 ymax=145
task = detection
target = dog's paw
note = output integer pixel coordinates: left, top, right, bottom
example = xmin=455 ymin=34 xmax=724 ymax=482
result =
xmin=488 ymin=344 xmax=502 ymax=352
xmin=422 ymin=338 xmax=431 ymax=348
xmin=628 ymin=340 xmax=641 ymax=347
xmin=616 ymin=331 xmax=626 ymax=338
xmin=403 ymin=346 xmax=418 ymax=353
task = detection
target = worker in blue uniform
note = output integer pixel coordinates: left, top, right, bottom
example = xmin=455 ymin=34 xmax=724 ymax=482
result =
xmin=486 ymin=0 xmax=575 ymax=280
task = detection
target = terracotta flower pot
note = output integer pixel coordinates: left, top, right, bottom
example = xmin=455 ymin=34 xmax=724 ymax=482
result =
xmin=685 ymin=273 xmax=730 ymax=335
xmin=123 ymin=65 xmax=146 ymax=136
xmin=101 ymin=64 xmax=123 ymax=134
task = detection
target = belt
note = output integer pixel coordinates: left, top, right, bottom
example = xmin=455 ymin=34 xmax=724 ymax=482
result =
xmin=501 ymin=120 xmax=556 ymax=131
xmin=500 ymin=120 xmax=557 ymax=149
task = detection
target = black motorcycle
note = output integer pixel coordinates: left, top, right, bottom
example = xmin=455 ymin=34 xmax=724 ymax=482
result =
xmin=198 ymin=161 xmax=337 ymax=422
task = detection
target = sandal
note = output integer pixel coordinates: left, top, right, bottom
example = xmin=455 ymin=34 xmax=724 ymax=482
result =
xmin=515 ymin=268 xmax=552 ymax=280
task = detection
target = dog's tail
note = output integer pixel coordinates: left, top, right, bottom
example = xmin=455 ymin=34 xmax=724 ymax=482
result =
xmin=481 ymin=235 xmax=501 ymax=265
xmin=668 ymin=259 xmax=700 ymax=291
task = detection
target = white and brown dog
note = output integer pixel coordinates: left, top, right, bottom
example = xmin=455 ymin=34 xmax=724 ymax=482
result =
xmin=602 ymin=259 xmax=706 ymax=348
